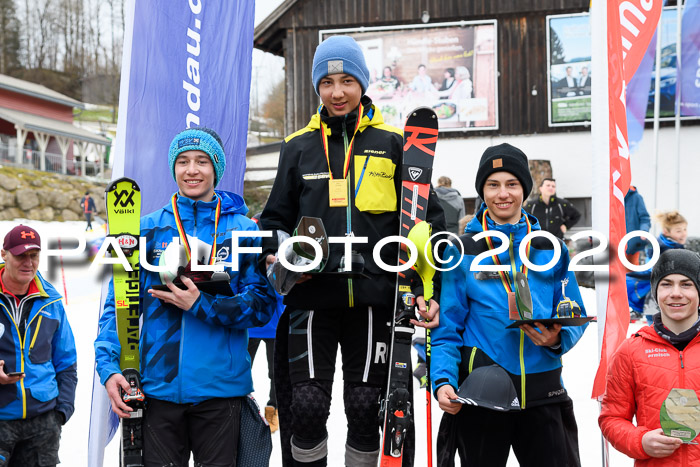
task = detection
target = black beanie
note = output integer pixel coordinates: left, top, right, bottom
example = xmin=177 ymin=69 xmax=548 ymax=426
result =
xmin=651 ymin=249 xmax=700 ymax=301
xmin=474 ymin=143 xmax=533 ymax=200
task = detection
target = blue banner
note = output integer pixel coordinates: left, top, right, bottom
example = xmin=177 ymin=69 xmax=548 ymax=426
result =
xmin=88 ymin=2 xmax=255 ymax=464
xmin=627 ymin=31 xmax=658 ymax=154
xmin=681 ymin=0 xmax=700 ymax=116
xmin=120 ymin=0 xmax=254 ymax=214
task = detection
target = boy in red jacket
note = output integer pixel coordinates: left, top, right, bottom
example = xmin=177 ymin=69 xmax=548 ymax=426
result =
xmin=599 ymin=249 xmax=700 ymax=465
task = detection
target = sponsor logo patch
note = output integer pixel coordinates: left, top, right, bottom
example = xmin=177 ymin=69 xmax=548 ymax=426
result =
xmin=328 ymin=60 xmax=343 ymax=74
xmin=178 ymin=137 xmax=201 ymax=148
xmin=492 ymin=158 xmax=503 ymax=168
xmin=408 ymin=167 xmax=422 ymax=181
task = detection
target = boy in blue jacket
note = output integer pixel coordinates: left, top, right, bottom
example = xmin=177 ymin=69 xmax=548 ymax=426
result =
xmin=431 ymin=143 xmax=587 ymax=467
xmin=95 ymin=128 xmax=276 ymax=466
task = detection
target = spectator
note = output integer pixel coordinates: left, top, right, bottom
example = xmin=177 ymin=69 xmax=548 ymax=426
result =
xmin=523 ymin=178 xmax=581 ymax=240
xmin=249 ymin=212 xmax=284 ymax=434
xmin=655 ymin=211 xmax=688 ymax=253
xmin=435 ymin=176 xmax=466 ymax=235
xmin=600 ymin=249 xmax=700 ymax=466
xmin=0 ymin=224 xmax=77 ymax=467
xmin=624 ymin=186 xmax=652 ymax=266
xmin=80 ymin=191 xmax=97 ymax=231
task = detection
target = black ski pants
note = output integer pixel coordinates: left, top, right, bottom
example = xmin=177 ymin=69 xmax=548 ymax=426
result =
xmin=437 ymin=399 xmax=581 ymax=467
xmin=143 ymin=397 xmax=242 ymax=467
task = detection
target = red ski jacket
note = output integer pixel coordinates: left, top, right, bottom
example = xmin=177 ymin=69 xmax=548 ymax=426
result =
xmin=599 ymin=325 xmax=700 ymax=466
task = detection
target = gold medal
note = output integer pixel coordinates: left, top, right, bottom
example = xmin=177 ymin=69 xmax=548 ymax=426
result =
xmin=329 ymin=178 xmax=349 ymax=207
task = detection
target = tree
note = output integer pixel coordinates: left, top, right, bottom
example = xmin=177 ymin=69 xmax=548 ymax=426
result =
xmin=261 ymin=78 xmax=286 ymax=138
xmin=550 ymin=29 xmax=566 ymax=65
xmin=0 ymin=0 xmax=22 ymax=74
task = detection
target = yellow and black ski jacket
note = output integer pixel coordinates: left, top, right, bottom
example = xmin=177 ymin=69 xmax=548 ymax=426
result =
xmin=261 ymin=96 xmax=445 ymax=310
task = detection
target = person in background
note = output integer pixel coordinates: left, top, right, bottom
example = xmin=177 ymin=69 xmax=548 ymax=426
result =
xmin=655 ymin=211 xmax=688 ymax=254
xmin=435 ymin=176 xmax=466 ymax=235
xmin=629 ymin=211 xmax=689 ymax=325
xmin=80 ymin=191 xmax=97 ymax=231
xmin=0 ymin=224 xmax=77 ymax=467
xmin=600 ymin=249 xmax=700 ymax=466
xmin=523 ymin=178 xmax=581 ymax=240
xmin=624 ymin=186 xmax=651 ymax=266
xmin=249 ymin=212 xmax=283 ymax=434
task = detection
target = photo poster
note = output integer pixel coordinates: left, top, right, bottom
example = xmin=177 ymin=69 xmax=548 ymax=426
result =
xmin=547 ymin=13 xmax=592 ymax=126
xmin=548 ymin=7 xmax=699 ymax=126
xmin=321 ymin=21 xmax=498 ymax=132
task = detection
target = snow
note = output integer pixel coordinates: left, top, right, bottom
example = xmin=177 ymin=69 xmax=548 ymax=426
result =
xmin=0 ymin=219 xmax=644 ymax=466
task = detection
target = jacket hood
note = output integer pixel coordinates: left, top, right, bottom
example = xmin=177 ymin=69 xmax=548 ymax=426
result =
xmin=436 ymin=186 xmax=462 ymax=200
xmin=162 ymin=190 xmax=249 ymax=217
xmin=467 ymin=203 xmax=541 ymax=234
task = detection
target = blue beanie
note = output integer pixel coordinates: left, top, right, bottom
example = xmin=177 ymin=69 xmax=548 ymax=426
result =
xmin=312 ymin=35 xmax=370 ymax=95
xmin=168 ymin=127 xmax=226 ymax=186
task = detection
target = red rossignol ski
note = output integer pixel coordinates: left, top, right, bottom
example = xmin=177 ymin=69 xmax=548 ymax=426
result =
xmin=379 ymin=107 xmax=438 ymax=467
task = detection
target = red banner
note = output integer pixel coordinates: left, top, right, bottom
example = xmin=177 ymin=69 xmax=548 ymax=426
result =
xmin=591 ymin=0 xmax=663 ymax=399
xmin=619 ymin=0 xmax=664 ymax=82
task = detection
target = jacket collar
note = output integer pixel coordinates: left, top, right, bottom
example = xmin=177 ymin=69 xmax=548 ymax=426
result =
xmin=468 ymin=203 xmax=541 ymax=237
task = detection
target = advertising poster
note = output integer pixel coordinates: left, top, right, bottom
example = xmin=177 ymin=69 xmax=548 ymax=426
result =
xmin=322 ymin=21 xmax=498 ymax=132
xmin=547 ymin=13 xmax=592 ymax=126
xmin=548 ymin=7 xmax=700 ymax=126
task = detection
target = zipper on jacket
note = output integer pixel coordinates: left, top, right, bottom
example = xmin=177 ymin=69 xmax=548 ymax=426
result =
xmin=343 ymin=115 xmax=354 ymax=308
xmin=680 ymin=351 xmax=685 ymax=369
xmin=2 ymin=297 xmax=60 ymax=419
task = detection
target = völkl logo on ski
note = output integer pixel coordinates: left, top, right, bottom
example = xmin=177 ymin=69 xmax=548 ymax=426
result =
xmin=113 ymin=189 xmax=135 ymax=208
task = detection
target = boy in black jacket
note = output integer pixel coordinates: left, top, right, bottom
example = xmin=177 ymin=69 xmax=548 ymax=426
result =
xmin=260 ymin=35 xmax=444 ymax=466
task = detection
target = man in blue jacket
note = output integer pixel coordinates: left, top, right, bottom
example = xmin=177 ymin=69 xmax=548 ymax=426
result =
xmin=431 ymin=143 xmax=587 ymax=467
xmin=95 ymin=128 xmax=276 ymax=466
xmin=0 ymin=224 xmax=77 ymax=467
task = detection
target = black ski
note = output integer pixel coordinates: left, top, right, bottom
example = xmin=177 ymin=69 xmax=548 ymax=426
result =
xmin=380 ymin=108 xmax=438 ymax=466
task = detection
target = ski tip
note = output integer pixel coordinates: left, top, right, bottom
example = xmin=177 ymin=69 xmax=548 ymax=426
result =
xmin=106 ymin=177 xmax=141 ymax=193
xmin=407 ymin=107 xmax=437 ymax=119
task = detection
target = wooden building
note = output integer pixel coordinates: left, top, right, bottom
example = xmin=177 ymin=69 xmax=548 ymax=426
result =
xmin=253 ymin=1 xmax=700 ymax=235
xmin=254 ymin=0 xmax=590 ymax=137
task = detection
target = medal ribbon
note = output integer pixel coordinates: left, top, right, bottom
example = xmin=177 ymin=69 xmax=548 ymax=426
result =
xmin=481 ymin=209 xmax=532 ymax=295
xmin=319 ymin=102 xmax=363 ymax=180
xmin=171 ymin=193 xmax=221 ymax=265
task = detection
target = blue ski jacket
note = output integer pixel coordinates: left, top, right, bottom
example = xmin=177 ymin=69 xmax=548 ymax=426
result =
xmin=95 ymin=191 xmax=276 ymax=404
xmin=431 ymin=205 xmax=588 ymax=408
xmin=0 ymin=269 xmax=77 ymax=422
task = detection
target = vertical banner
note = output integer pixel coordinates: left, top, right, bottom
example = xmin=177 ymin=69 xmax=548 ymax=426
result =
xmin=591 ymin=0 xmax=663 ymax=400
xmin=626 ymin=32 xmax=658 ymax=153
xmin=681 ymin=0 xmax=700 ymax=116
xmin=118 ymin=0 xmax=254 ymax=214
xmin=88 ymin=1 xmax=255 ymax=465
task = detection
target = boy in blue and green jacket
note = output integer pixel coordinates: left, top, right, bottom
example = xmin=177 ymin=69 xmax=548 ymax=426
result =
xmin=431 ymin=143 xmax=587 ymax=467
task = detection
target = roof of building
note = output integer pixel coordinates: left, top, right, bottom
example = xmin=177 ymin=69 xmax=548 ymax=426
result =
xmin=0 ymin=107 xmax=110 ymax=145
xmin=0 ymin=73 xmax=85 ymax=109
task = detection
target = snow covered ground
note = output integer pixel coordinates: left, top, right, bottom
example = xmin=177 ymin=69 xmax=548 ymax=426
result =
xmin=0 ymin=219 xmax=643 ymax=466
